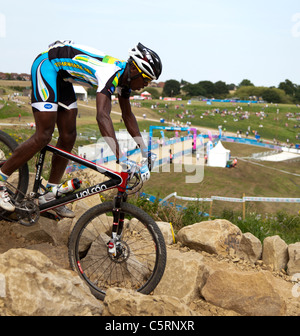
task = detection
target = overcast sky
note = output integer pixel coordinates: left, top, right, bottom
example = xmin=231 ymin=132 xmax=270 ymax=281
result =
xmin=1 ymin=0 xmax=300 ymax=87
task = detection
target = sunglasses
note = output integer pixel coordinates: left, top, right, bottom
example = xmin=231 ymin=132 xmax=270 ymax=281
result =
xmin=131 ymin=60 xmax=152 ymax=84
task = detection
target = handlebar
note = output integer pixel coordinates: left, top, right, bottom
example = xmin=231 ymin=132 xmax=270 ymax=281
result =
xmin=120 ymin=158 xmax=150 ymax=181
xmin=119 ymin=153 xmax=157 ymax=191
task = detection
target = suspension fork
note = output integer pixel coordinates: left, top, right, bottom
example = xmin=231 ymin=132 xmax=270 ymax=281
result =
xmin=107 ymin=191 xmax=128 ymax=256
xmin=112 ymin=191 xmax=127 ymax=238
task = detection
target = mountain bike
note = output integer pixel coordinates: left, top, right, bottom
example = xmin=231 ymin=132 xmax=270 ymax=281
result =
xmin=0 ymin=129 xmax=166 ymax=300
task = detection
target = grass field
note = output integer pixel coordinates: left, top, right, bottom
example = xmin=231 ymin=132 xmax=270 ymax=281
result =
xmin=141 ymin=100 xmax=300 ymax=145
xmin=142 ymin=142 xmax=300 ymax=216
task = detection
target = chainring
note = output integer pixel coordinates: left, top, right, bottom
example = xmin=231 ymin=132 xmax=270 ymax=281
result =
xmin=15 ymin=199 xmax=40 ymax=226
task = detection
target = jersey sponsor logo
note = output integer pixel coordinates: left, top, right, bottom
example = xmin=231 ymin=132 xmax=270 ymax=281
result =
xmin=44 ymin=103 xmax=53 ymax=109
xmin=54 ymin=61 xmax=93 ymax=75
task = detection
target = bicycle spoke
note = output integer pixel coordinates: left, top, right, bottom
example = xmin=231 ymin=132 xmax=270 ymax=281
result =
xmin=69 ymin=201 xmax=166 ymax=300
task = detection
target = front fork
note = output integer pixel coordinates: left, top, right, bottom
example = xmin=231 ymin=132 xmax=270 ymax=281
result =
xmin=108 ymin=191 xmax=127 ymax=256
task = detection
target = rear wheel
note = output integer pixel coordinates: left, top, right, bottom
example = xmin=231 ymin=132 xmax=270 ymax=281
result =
xmin=68 ymin=201 xmax=167 ymax=301
xmin=0 ymin=130 xmax=29 ymax=201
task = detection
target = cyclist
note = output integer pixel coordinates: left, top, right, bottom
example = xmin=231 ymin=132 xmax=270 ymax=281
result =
xmin=0 ymin=41 xmax=162 ymax=216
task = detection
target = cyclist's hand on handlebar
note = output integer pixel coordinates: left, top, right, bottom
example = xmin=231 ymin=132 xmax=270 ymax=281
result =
xmin=117 ymin=156 xmax=137 ymax=173
xmin=141 ymin=149 xmax=157 ymax=171
xmin=117 ymin=156 xmax=151 ymax=182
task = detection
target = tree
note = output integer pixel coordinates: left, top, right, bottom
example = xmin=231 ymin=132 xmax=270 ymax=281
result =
xmin=162 ymin=80 xmax=181 ymax=96
xmin=214 ymin=81 xmax=229 ymax=96
xmin=182 ymin=83 xmax=206 ymax=97
xmin=234 ymin=86 xmax=291 ymax=104
xmin=294 ymin=86 xmax=300 ymax=103
xmin=180 ymin=79 xmax=190 ymax=86
xmin=227 ymin=83 xmax=237 ymax=91
xmin=278 ymin=79 xmax=297 ymax=96
xmin=198 ymin=81 xmax=215 ymax=97
xmin=182 ymin=80 xmax=230 ymax=98
xmin=238 ymin=79 xmax=254 ymax=87
xmin=261 ymin=88 xmax=281 ymax=103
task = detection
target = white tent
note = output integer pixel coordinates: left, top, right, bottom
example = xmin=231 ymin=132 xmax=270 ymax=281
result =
xmin=74 ymin=85 xmax=87 ymax=100
xmin=207 ymin=141 xmax=230 ymax=168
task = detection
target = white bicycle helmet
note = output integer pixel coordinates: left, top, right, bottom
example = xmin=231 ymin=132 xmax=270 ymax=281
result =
xmin=128 ymin=43 xmax=162 ymax=80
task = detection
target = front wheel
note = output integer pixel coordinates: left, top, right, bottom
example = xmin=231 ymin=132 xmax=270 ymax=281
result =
xmin=68 ymin=201 xmax=167 ymax=301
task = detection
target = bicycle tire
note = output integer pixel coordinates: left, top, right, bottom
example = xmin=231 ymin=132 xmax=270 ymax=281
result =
xmin=68 ymin=201 xmax=167 ymax=301
xmin=0 ymin=130 xmax=29 ymax=201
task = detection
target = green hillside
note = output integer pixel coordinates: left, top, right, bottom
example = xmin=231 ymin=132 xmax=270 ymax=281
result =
xmin=142 ymin=142 xmax=300 ymax=216
xmin=141 ymin=100 xmax=300 ymax=145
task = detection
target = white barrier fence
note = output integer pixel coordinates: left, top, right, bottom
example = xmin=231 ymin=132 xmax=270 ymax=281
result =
xmin=159 ymin=192 xmax=300 ymax=218
xmin=159 ymin=192 xmax=300 ymax=205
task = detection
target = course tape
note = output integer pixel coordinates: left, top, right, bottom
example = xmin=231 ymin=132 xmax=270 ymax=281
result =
xmin=174 ymin=195 xmax=300 ymax=203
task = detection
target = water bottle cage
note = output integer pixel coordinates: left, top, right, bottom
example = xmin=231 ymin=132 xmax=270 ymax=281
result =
xmin=49 ymin=185 xmax=63 ymax=199
xmin=53 ymin=188 xmax=61 ymax=198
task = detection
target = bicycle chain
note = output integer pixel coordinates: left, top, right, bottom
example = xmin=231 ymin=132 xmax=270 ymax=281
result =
xmin=0 ymin=181 xmax=40 ymax=226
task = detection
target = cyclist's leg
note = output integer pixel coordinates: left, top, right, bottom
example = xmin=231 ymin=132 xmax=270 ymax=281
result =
xmin=47 ymin=106 xmax=78 ymax=183
xmin=42 ymin=80 xmax=78 ymax=218
xmin=47 ymin=78 xmax=78 ymax=184
xmin=0 ymin=52 xmax=59 ymax=212
xmin=0 ymin=111 xmax=56 ymax=177
xmin=0 ymin=111 xmax=57 ymax=212
xmin=1 ymin=52 xmax=58 ymax=177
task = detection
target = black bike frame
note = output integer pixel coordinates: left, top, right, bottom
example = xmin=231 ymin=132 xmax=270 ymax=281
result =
xmin=34 ymin=144 xmax=130 ymax=214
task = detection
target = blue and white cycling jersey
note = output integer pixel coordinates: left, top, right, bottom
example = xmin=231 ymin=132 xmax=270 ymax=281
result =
xmin=48 ymin=41 xmax=127 ymax=93
xmin=31 ymin=41 xmax=128 ymax=112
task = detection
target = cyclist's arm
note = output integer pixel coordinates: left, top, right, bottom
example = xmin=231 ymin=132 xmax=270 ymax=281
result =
xmin=96 ymin=92 xmax=121 ymax=159
xmin=118 ymin=95 xmax=147 ymax=152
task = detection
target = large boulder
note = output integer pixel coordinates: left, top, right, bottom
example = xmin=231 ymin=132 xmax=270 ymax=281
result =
xmin=176 ymin=219 xmax=242 ymax=255
xmin=156 ymin=221 xmax=175 ymax=245
xmin=237 ymin=232 xmax=262 ymax=263
xmin=0 ymin=249 xmax=102 ymax=316
xmin=201 ymin=269 xmax=286 ymax=316
xmin=153 ymin=249 xmax=207 ymax=304
xmin=287 ymin=242 xmax=300 ymax=275
xmin=262 ymin=235 xmax=288 ymax=271
xmin=102 ymin=288 xmax=196 ymax=316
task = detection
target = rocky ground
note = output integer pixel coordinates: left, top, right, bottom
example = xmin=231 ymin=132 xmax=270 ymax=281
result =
xmin=0 ymin=218 xmax=226 ymax=316
xmin=0 ymin=215 xmax=299 ymax=316
xmin=0 ymin=171 xmax=299 ymax=316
